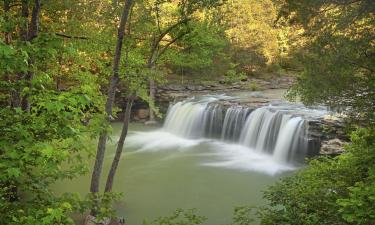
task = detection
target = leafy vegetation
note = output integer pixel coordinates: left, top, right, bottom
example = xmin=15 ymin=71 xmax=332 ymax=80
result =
xmin=256 ymin=0 xmax=375 ymax=224
xmin=142 ymin=209 xmax=207 ymax=225
xmin=0 ymin=0 xmax=374 ymax=224
xmin=0 ymin=0 xmax=106 ymax=223
xmin=278 ymin=0 xmax=375 ymax=124
xmin=259 ymin=128 xmax=375 ymax=225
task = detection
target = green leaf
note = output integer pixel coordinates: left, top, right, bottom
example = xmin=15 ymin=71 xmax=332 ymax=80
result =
xmin=7 ymin=168 xmax=21 ymax=178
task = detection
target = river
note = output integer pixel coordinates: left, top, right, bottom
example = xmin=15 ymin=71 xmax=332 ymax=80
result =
xmin=53 ymin=92 xmax=327 ymax=224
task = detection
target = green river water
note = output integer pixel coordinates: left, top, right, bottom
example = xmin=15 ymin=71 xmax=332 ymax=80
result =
xmin=53 ymin=122 xmax=291 ymax=225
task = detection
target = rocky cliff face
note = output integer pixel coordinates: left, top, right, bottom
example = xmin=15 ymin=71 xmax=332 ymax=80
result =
xmin=307 ymin=116 xmax=349 ymax=156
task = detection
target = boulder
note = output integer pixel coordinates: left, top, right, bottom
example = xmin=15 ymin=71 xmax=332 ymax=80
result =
xmin=134 ymin=109 xmax=149 ymax=120
xmin=84 ymin=215 xmax=110 ymax=225
xmin=144 ymin=120 xmax=159 ymax=126
xmin=320 ymin=138 xmax=347 ymax=156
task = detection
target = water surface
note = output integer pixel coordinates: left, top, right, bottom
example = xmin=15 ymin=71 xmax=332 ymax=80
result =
xmin=53 ymin=122 xmax=289 ymax=224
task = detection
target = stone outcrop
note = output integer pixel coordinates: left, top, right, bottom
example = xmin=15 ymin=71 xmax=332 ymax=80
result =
xmin=307 ymin=116 xmax=349 ymax=156
xmin=320 ymin=138 xmax=347 ymax=156
xmin=134 ymin=109 xmax=149 ymax=121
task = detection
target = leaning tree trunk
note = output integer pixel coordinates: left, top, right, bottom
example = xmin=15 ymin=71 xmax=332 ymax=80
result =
xmin=89 ymin=0 xmax=133 ymax=216
xmin=105 ymin=95 xmax=135 ymax=192
xmin=104 ymin=6 xmax=134 ymax=193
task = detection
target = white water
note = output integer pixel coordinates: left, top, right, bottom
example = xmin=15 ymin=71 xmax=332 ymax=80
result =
xmin=273 ymin=117 xmax=306 ymax=163
xmin=163 ymin=101 xmax=207 ymax=138
xmin=221 ymin=106 xmax=250 ymax=141
xmin=127 ymin=95 xmax=327 ymax=174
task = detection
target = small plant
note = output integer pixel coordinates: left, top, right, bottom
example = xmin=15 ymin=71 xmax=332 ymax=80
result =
xmin=248 ymin=81 xmax=259 ymax=91
xmin=142 ymin=208 xmax=207 ymax=225
xmin=224 ymin=63 xmax=247 ymax=84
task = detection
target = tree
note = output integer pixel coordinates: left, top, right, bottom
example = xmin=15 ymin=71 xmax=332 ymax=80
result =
xmin=277 ymin=0 xmax=375 ymax=124
xmin=256 ymin=1 xmax=375 ymax=224
xmin=219 ymin=0 xmax=281 ymax=74
xmin=89 ymin=0 xmax=133 ymax=217
xmin=164 ymin=19 xmax=228 ymax=83
xmin=128 ymin=0 xmax=224 ymax=122
xmin=0 ymin=0 xmax=106 ymax=223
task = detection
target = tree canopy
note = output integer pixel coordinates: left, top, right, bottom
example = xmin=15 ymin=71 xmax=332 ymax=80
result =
xmin=278 ymin=0 xmax=375 ymax=124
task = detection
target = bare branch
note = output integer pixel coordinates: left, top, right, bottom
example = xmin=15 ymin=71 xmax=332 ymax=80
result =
xmin=55 ymin=33 xmax=89 ymax=40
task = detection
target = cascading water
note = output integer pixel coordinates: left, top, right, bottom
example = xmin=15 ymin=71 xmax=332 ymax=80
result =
xmin=272 ymin=117 xmax=307 ymax=163
xmin=202 ymin=104 xmax=224 ymax=139
xmin=238 ymin=108 xmax=308 ymax=163
xmin=221 ymin=106 xmax=251 ymax=141
xmin=163 ymin=96 xmax=225 ymax=138
xmin=161 ymin=96 xmax=320 ymax=164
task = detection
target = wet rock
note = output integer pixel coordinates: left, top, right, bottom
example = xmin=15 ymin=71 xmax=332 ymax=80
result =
xmin=320 ymin=138 xmax=347 ymax=156
xmin=85 ymin=215 xmax=110 ymax=225
xmin=144 ymin=120 xmax=159 ymax=126
xmin=164 ymin=84 xmax=187 ymax=91
xmin=110 ymin=217 xmax=125 ymax=225
xmin=134 ymin=109 xmax=149 ymax=120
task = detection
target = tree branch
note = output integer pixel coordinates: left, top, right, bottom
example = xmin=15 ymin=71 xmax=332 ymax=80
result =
xmin=148 ymin=18 xmax=191 ymax=65
xmin=156 ymin=18 xmax=190 ymax=45
xmin=55 ymin=33 xmax=89 ymax=40
xmin=153 ymin=31 xmax=190 ymax=64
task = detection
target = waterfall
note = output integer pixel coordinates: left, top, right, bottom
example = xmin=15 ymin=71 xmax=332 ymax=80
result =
xmin=221 ymin=106 xmax=251 ymax=141
xmin=162 ymin=96 xmax=315 ymax=164
xmin=163 ymin=96 xmax=224 ymax=138
xmin=202 ymin=104 xmax=224 ymax=139
xmin=163 ymin=101 xmax=207 ymax=138
xmin=272 ymin=117 xmax=307 ymax=163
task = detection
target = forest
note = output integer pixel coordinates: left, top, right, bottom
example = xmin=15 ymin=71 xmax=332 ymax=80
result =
xmin=0 ymin=0 xmax=374 ymax=224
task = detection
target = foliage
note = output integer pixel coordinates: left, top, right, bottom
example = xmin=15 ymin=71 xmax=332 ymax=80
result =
xmin=142 ymin=208 xmax=207 ymax=225
xmin=1 ymin=0 xmax=372 ymax=224
xmin=247 ymin=81 xmax=259 ymax=91
xmin=229 ymin=206 xmax=256 ymax=225
xmin=258 ymin=1 xmax=375 ymax=224
xmin=258 ymin=128 xmax=375 ymax=225
xmin=0 ymin=1 xmax=108 ymax=224
xmin=166 ymin=20 xmax=227 ymax=72
xmin=219 ymin=0 xmax=282 ymax=74
xmin=278 ymin=0 xmax=375 ymax=124
xmin=223 ymin=63 xmax=247 ymax=84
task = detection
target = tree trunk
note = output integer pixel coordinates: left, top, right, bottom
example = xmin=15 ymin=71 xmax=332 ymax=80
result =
xmin=89 ymin=0 xmax=133 ymax=215
xmin=13 ymin=0 xmax=29 ymax=108
xmin=21 ymin=0 xmax=41 ymax=112
xmin=4 ymin=0 xmax=11 ymax=44
xmin=104 ymin=6 xmax=134 ymax=193
xmin=149 ymin=78 xmax=156 ymax=121
xmin=20 ymin=0 xmax=29 ymax=41
xmin=105 ymin=95 xmax=135 ymax=192
xmin=4 ymin=0 xmax=12 ymax=106
xmin=28 ymin=0 xmax=41 ymax=41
